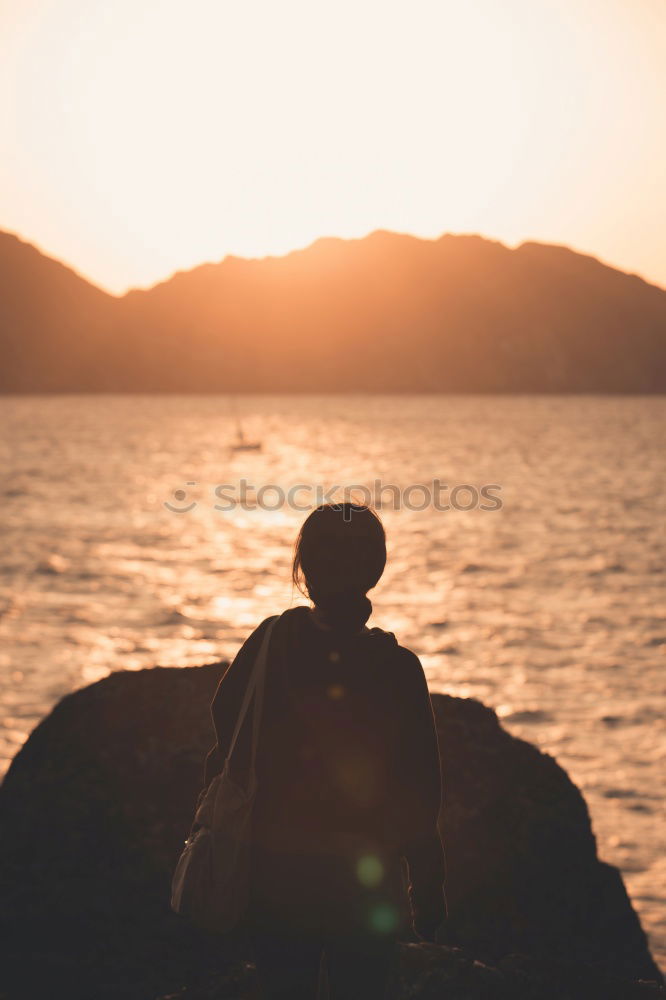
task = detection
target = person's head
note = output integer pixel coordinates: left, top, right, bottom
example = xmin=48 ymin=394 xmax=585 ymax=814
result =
xmin=292 ymin=503 xmax=386 ymax=627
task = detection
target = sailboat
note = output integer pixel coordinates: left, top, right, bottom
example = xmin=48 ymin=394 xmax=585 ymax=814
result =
xmin=230 ymin=397 xmax=262 ymax=452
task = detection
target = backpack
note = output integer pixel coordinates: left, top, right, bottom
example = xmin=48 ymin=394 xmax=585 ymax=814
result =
xmin=170 ymin=615 xmax=278 ymax=932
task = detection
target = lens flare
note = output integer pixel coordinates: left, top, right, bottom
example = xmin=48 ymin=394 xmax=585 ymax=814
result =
xmin=356 ymin=854 xmax=384 ymax=888
xmin=369 ymin=902 xmax=399 ymax=934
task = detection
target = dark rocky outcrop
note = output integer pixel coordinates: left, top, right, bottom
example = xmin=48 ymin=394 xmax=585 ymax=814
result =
xmin=1 ymin=228 xmax=665 ymax=392
xmin=0 ymin=663 xmax=662 ymax=1000
xmin=150 ymin=945 xmax=664 ymax=1000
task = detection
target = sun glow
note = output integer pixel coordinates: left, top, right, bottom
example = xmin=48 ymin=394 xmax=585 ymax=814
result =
xmin=0 ymin=0 xmax=664 ymax=292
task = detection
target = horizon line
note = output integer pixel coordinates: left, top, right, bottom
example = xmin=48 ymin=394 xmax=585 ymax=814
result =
xmin=2 ymin=225 xmax=664 ymax=298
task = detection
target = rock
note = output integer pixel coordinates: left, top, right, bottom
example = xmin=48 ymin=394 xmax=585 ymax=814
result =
xmin=150 ymin=943 xmax=665 ymax=1000
xmin=0 ymin=664 xmax=229 ymax=1000
xmin=0 ymin=664 xmax=662 ymax=999
xmin=430 ymin=696 xmax=660 ymax=980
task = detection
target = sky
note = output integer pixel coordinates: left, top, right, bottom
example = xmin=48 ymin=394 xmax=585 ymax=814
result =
xmin=0 ymin=0 xmax=664 ymax=294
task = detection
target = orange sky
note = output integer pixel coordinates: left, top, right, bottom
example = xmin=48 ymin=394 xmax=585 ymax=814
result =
xmin=0 ymin=0 xmax=664 ymax=294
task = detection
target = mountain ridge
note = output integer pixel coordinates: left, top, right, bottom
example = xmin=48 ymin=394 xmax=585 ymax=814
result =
xmin=1 ymin=228 xmax=664 ymax=392
xmin=4 ymin=227 xmax=661 ymax=298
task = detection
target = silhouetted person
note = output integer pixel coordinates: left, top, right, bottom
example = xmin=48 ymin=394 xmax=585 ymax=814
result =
xmin=202 ymin=503 xmax=447 ymax=998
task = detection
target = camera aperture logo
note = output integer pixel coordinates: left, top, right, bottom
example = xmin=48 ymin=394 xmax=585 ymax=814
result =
xmin=164 ymin=479 xmax=503 ymax=514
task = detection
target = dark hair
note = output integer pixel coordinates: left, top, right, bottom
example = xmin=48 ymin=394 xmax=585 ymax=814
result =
xmin=292 ymin=503 xmax=386 ymax=608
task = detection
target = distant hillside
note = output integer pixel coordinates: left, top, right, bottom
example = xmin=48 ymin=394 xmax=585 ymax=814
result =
xmin=0 ymin=232 xmax=116 ymax=391
xmin=1 ymin=229 xmax=665 ymax=392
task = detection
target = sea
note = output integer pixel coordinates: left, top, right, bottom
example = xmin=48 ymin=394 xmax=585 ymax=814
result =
xmin=1 ymin=394 xmax=664 ymax=966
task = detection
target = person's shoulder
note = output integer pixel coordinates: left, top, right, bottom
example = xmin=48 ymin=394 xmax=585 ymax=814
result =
xmin=257 ymin=612 xmax=283 ymax=628
xmin=387 ymin=645 xmax=433 ymax=707
xmin=240 ymin=611 xmax=284 ymax=650
xmin=251 ymin=606 xmax=310 ymax=647
xmin=255 ymin=607 xmax=302 ymax=631
xmin=363 ymin=624 xmax=398 ymax=651
xmin=365 ymin=628 xmax=422 ymax=670
xmin=393 ymin=643 xmax=424 ymax=676
xmin=249 ymin=614 xmax=278 ymax=636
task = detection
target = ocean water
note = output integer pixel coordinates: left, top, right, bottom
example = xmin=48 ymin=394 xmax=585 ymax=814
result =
xmin=1 ymin=394 xmax=664 ymax=966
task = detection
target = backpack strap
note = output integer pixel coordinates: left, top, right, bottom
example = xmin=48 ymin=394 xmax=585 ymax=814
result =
xmin=226 ymin=615 xmax=279 ymax=778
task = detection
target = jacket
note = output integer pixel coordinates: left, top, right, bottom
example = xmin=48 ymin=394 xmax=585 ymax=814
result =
xmin=202 ymin=605 xmax=447 ymax=938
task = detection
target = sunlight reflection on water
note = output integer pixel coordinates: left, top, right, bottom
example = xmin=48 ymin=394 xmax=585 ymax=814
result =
xmin=1 ymin=394 xmax=664 ymax=964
